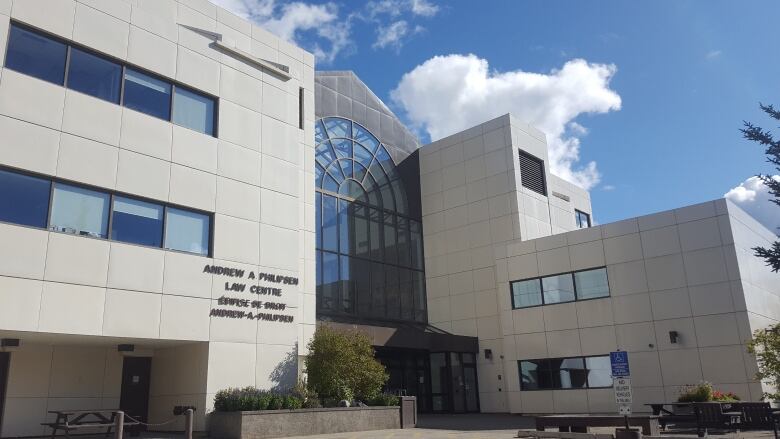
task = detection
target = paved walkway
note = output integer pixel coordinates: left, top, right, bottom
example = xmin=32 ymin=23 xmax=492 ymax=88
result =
xmin=283 ymin=414 xmax=532 ymax=439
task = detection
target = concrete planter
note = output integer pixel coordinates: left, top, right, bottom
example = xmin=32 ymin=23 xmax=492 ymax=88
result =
xmin=209 ymin=397 xmax=417 ymax=439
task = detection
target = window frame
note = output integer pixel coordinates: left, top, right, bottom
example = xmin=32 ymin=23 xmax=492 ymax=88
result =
xmin=510 ymin=266 xmax=610 ymax=309
xmin=0 ymin=165 xmax=213 ymax=257
xmin=4 ymin=21 xmax=219 ymax=137
xmin=519 ymin=355 xmax=613 ymax=391
xmin=575 ymin=209 xmax=592 ymax=228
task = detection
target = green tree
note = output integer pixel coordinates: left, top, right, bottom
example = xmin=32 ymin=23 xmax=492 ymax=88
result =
xmin=747 ymin=323 xmax=780 ymax=400
xmin=304 ymin=326 xmax=388 ymax=402
xmin=741 ymin=103 xmax=780 ymax=272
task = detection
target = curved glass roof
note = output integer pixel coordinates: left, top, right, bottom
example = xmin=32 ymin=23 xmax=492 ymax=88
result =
xmin=315 ymin=117 xmax=408 ymax=215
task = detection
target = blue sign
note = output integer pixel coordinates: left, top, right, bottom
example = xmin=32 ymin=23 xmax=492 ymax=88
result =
xmin=610 ymin=351 xmax=630 ymax=377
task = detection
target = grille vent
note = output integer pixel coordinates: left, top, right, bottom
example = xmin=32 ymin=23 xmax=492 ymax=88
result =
xmin=519 ymin=150 xmax=546 ymax=196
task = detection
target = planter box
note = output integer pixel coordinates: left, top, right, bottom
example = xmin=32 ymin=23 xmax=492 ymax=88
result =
xmin=209 ymin=398 xmax=417 ymax=439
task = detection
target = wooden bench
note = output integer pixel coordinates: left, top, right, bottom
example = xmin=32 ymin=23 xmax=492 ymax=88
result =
xmin=535 ymin=415 xmax=661 ymax=436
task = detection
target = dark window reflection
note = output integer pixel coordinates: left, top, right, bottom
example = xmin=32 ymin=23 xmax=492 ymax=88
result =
xmin=5 ymin=24 xmax=67 ymax=85
xmin=520 ymin=355 xmax=613 ymax=390
xmin=314 ymin=117 xmax=427 ymax=323
xmin=67 ymin=48 xmax=122 ymax=103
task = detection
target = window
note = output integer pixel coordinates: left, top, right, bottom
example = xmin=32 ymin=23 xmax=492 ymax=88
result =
xmin=0 ymin=169 xmax=51 ymax=228
xmin=173 ymin=86 xmax=215 ymax=136
xmin=511 ymin=279 xmax=542 ymax=308
xmin=574 ymin=268 xmax=609 ymax=300
xmin=542 ymin=273 xmax=575 ymax=304
xmin=0 ymin=168 xmax=211 ymax=255
xmin=50 ymin=183 xmax=110 ymax=238
xmin=66 ymin=47 xmax=122 ymax=103
xmin=4 ymin=23 xmax=218 ymax=136
xmin=519 ymin=150 xmax=546 ymax=196
xmin=519 ymin=355 xmax=612 ymax=390
xmin=164 ymin=207 xmax=210 ymax=255
xmin=511 ymin=267 xmax=610 ymax=309
xmin=123 ymin=69 xmax=172 ymax=121
xmin=5 ymin=24 xmax=67 ymax=85
xmin=111 ymin=197 xmax=164 ymax=247
xmin=575 ymin=209 xmax=591 ymax=228
xmin=585 ymin=356 xmax=612 ymax=387
xmin=315 ymin=117 xmax=425 ymax=323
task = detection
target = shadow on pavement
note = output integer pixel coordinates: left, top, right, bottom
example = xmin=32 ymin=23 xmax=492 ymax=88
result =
xmin=417 ymin=413 xmax=535 ymax=431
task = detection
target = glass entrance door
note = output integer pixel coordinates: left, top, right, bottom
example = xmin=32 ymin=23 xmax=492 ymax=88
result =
xmin=429 ymin=352 xmax=480 ymax=413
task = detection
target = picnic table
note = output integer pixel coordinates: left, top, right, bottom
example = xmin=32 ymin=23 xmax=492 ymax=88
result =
xmin=534 ymin=414 xmax=661 ymax=436
xmin=43 ymin=410 xmax=140 ymax=439
xmin=646 ymin=402 xmax=780 ymax=437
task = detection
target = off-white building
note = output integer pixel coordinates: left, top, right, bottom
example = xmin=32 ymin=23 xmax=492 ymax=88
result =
xmin=0 ymin=0 xmax=315 ymax=436
xmin=1 ymin=0 xmax=780 ymax=436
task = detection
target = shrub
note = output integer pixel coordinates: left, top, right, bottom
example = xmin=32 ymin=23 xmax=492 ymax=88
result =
xmin=368 ymin=393 xmax=399 ymax=406
xmin=713 ymin=391 xmax=741 ymax=402
xmin=677 ymin=382 xmax=740 ymax=402
xmin=292 ymin=379 xmax=321 ymax=408
xmin=678 ymin=382 xmax=714 ymax=402
xmin=305 ymin=326 xmax=388 ymax=402
xmin=214 ymin=388 xmax=303 ymax=412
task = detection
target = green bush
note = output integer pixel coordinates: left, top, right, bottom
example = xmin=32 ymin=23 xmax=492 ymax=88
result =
xmin=305 ymin=326 xmax=388 ymax=402
xmin=677 ymin=382 xmax=714 ymax=402
xmin=267 ymin=393 xmax=284 ymax=410
xmin=213 ymin=388 xmax=302 ymax=412
xmin=368 ymin=393 xmax=399 ymax=406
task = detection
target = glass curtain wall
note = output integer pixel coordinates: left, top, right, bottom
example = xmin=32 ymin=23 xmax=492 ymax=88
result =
xmin=315 ymin=117 xmax=426 ymax=323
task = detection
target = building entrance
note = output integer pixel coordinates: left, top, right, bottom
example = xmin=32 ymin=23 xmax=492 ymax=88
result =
xmin=376 ymin=348 xmax=479 ymax=414
xmin=0 ymin=352 xmax=9 ymax=434
xmin=119 ymin=357 xmax=152 ymax=430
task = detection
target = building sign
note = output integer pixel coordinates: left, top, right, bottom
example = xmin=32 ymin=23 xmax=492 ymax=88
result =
xmin=610 ymin=351 xmax=631 ymax=415
xmin=613 ymin=377 xmax=632 ymax=415
xmin=204 ymin=264 xmax=297 ymax=324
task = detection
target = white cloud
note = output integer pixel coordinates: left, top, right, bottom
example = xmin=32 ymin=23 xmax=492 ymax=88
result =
xmin=705 ymin=49 xmax=722 ymax=60
xmin=373 ymin=20 xmax=409 ymax=50
xmin=410 ymin=0 xmax=439 ymax=16
xmin=211 ymin=0 xmax=348 ymax=63
xmin=725 ymin=175 xmax=780 ymax=231
xmin=391 ymin=54 xmax=622 ymax=189
xmin=366 ymin=0 xmax=439 ymax=18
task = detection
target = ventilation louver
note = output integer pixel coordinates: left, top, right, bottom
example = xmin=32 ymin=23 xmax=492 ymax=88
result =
xmin=519 ymin=150 xmax=547 ymax=196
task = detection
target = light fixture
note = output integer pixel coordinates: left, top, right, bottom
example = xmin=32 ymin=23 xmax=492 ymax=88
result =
xmin=484 ymin=349 xmax=493 ymax=360
xmin=669 ymin=331 xmax=679 ymax=344
xmin=118 ymin=344 xmax=135 ymax=352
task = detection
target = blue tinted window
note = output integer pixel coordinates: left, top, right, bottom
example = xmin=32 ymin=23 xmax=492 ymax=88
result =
xmin=111 ymin=197 xmax=164 ymax=247
xmin=0 ymin=169 xmax=51 ymax=228
xmin=123 ymin=69 xmax=171 ymax=120
xmin=50 ymin=184 xmax=110 ymax=238
xmin=5 ymin=24 xmax=67 ymax=85
xmin=67 ymin=48 xmax=122 ymax=103
xmin=172 ymin=86 xmax=215 ymax=136
xmin=164 ymin=207 xmax=209 ymax=255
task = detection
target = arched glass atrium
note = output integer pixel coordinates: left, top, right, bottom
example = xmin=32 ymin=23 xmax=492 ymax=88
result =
xmin=315 ymin=117 xmax=426 ymax=323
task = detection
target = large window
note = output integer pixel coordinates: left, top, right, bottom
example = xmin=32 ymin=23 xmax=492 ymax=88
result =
xmin=50 ymin=184 xmax=111 ymax=238
xmin=3 ymin=23 xmax=217 ymax=136
xmin=511 ymin=267 xmax=609 ymax=309
xmin=0 ymin=167 xmax=211 ymax=256
xmin=0 ymin=169 xmax=51 ymax=228
xmin=173 ymin=86 xmax=216 ymax=136
xmin=519 ymin=355 xmax=612 ymax=390
xmin=5 ymin=24 xmax=67 ymax=85
xmin=111 ymin=197 xmax=164 ymax=247
xmin=575 ymin=209 xmax=591 ymax=229
xmin=315 ymin=117 xmax=426 ymax=323
xmin=67 ymin=48 xmax=122 ymax=104
xmin=164 ymin=208 xmax=210 ymax=256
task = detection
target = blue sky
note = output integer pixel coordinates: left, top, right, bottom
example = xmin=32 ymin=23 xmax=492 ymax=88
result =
xmin=215 ymin=0 xmax=780 ymax=228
